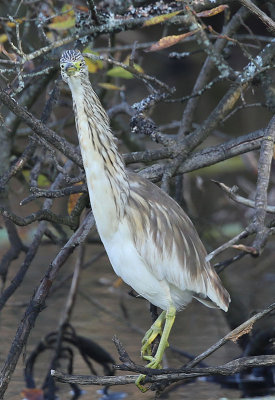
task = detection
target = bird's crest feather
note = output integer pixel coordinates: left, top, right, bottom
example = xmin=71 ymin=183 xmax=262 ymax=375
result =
xmin=60 ymin=49 xmax=84 ymax=64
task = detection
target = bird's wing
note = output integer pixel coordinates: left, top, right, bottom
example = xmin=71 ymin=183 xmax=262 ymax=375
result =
xmin=126 ymin=172 xmax=230 ymax=311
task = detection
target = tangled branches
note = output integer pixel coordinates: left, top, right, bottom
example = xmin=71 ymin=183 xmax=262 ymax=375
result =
xmin=0 ymin=0 xmax=274 ymax=398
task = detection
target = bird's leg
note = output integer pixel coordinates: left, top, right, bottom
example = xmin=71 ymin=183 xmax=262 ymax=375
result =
xmin=141 ymin=310 xmax=166 ymax=359
xmin=136 ymin=305 xmax=176 ymax=392
xmin=145 ymin=305 xmax=176 ymax=367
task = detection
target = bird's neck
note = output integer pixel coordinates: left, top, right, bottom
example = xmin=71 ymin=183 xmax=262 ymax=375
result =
xmin=68 ymin=76 xmax=130 ymax=238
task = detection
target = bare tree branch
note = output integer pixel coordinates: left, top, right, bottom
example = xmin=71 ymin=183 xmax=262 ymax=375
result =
xmin=238 ymin=0 xmax=275 ymax=33
xmin=213 ymin=180 xmax=275 ymax=214
xmin=252 ymin=114 xmax=275 ymax=253
xmin=0 ymin=212 xmax=95 ymax=397
xmin=51 ymin=355 xmax=275 ymax=386
xmin=0 ymin=88 xmax=82 ymax=168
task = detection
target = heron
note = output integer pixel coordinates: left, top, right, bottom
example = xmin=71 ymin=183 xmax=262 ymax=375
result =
xmin=60 ymin=49 xmax=230 ymax=391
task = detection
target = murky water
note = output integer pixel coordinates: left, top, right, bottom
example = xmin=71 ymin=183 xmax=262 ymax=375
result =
xmin=0 ymin=235 xmax=274 ymax=400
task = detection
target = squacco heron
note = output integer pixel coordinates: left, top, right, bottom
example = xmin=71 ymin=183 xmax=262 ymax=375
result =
xmin=60 ymin=49 xmax=230 ymax=391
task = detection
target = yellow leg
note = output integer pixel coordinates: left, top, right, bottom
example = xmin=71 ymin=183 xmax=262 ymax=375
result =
xmin=141 ymin=311 xmax=166 ymax=359
xmin=135 ymin=305 xmax=176 ymax=392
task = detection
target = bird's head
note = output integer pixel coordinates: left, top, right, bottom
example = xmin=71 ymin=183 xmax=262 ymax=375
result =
xmin=60 ymin=49 xmax=88 ymax=83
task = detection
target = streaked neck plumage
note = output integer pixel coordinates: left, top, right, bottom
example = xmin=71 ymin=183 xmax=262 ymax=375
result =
xmin=67 ymin=74 xmax=130 ymax=238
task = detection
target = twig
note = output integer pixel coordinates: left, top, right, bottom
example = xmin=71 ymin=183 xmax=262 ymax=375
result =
xmin=206 ymin=116 xmax=275 ymax=261
xmin=0 ymin=221 xmax=47 ymax=311
xmin=50 ymin=251 xmax=105 ymax=295
xmin=86 ymin=0 xmax=99 ymax=25
xmin=167 ymin=75 xmax=225 ymax=104
xmin=206 ymin=228 xmax=251 ymax=262
xmin=84 ymin=53 xmax=174 ymax=94
xmin=140 ymin=129 xmax=264 ymax=182
xmin=0 ymin=214 xmax=27 ymax=285
xmin=238 ymin=0 xmax=275 ymax=33
xmin=0 ymin=212 xmax=95 ymax=397
xmin=214 ymin=252 xmax=246 ymax=274
xmin=130 ymin=113 xmax=174 ymax=147
xmin=0 ymin=160 xmax=75 ymax=311
xmin=59 ymin=245 xmax=84 ymax=328
xmin=20 ymin=184 xmax=87 ymax=205
xmin=213 ymin=180 xmax=275 ymax=214
xmin=182 ymin=40 xmax=275 ymax=153
xmin=113 ymin=336 xmax=136 ymax=367
xmin=0 ymin=207 xmax=80 ymax=230
xmin=252 ymin=114 xmax=275 ymax=253
xmin=178 ymin=7 xmax=250 ymax=136
xmin=44 ymin=245 xmax=85 ymax=397
xmin=185 ymin=302 xmax=275 ymax=369
xmin=183 ymin=3 xmax=235 ymax=79
xmin=0 ymin=87 xmax=82 ymax=168
xmin=222 ymin=102 xmax=263 ymax=123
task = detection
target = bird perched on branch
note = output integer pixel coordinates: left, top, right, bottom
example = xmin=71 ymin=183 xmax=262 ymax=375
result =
xmin=60 ymin=49 xmax=230 ymax=391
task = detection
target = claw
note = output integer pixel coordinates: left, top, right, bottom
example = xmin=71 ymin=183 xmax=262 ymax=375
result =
xmin=146 ymin=357 xmax=162 ymax=370
xmin=142 ymin=355 xmax=154 ymax=362
xmin=135 ymin=356 xmax=162 ymax=393
xmin=135 ymin=374 xmax=148 ymax=393
xmin=140 ymin=311 xmax=166 ymax=360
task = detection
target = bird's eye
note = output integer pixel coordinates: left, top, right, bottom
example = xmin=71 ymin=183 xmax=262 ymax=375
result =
xmin=79 ymin=62 xmax=83 ymax=67
xmin=61 ymin=64 xmax=65 ymax=69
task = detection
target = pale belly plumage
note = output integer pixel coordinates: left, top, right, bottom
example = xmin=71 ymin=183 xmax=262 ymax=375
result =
xmin=100 ymin=219 xmax=193 ymax=311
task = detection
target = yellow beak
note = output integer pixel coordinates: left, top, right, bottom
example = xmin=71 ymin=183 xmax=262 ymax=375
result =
xmin=65 ymin=63 xmax=77 ymax=76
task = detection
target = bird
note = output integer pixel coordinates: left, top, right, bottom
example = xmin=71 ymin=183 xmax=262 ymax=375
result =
xmin=60 ymin=49 xmax=230 ymax=391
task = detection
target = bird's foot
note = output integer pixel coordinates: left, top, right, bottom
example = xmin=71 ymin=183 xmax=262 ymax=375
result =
xmin=144 ymin=356 xmax=162 ymax=370
xmin=136 ymin=306 xmax=176 ymax=392
xmin=140 ymin=311 xmax=165 ymax=359
xmin=135 ymin=355 xmax=163 ymax=392
xmin=141 ymin=325 xmax=162 ymax=358
xmin=135 ymin=374 xmax=148 ymax=393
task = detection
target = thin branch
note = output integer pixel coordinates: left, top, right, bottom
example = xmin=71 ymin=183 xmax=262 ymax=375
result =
xmin=139 ymin=129 xmax=264 ymax=182
xmin=222 ymin=102 xmax=263 ymax=123
xmin=214 ymin=252 xmax=246 ymax=274
xmin=185 ymin=302 xmax=275 ymax=369
xmin=84 ymin=53 xmax=174 ymax=94
xmin=206 ymin=228 xmax=251 ymax=262
xmin=252 ymin=114 xmax=275 ymax=253
xmin=86 ymin=0 xmax=99 ymax=25
xmin=178 ymin=6 xmax=250 ymax=136
xmin=59 ymin=245 xmax=84 ymax=328
xmin=0 ymin=88 xmax=82 ymax=168
xmin=0 ymin=212 xmax=95 ymax=397
xmin=0 ymin=160 xmax=75 ymax=310
xmin=238 ymin=0 xmax=275 ymax=33
xmin=0 ymin=221 xmax=47 ymax=311
xmin=0 ymin=207 xmax=80 ymax=230
xmin=20 ymin=184 xmax=87 ymax=205
xmin=183 ymin=3 xmax=236 ymax=79
xmin=213 ymin=180 xmax=275 ymax=214
xmin=0 ymin=215 xmax=27 ymax=285
xmin=180 ymin=37 xmax=275 ymax=153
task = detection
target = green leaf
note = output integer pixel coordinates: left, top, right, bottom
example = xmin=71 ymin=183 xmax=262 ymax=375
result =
xmin=22 ymin=170 xmax=50 ymax=187
xmin=98 ymin=82 xmax=125 ymax=90
xmin=83 ymin=48 xmax=104 ymax=73
xmin=107 ymin=67 xmax=133 ymax=79
xmin=48 ymin=4 xmax=75 ymax=31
